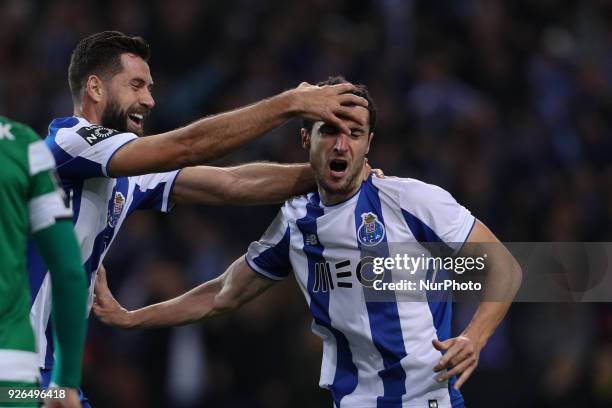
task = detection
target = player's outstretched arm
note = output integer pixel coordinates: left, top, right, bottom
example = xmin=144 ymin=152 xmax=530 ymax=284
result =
xmin=172 ymin=163 xmax=314 ymax=205
xmin=33 ymin=220 xmax=88 ymax=390
xmin=93 ymin=256 xmax=273 ymax=328
xmin=171 ymin=159 xmax=384 ymax=206
xmin=107 ymin=82 xmax=368 ymax=176
xmin=433 ymin=219 xmax=522 ymax=389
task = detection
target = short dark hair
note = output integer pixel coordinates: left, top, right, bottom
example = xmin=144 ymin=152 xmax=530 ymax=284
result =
xmin=302 ymin=75 xmax=377 ymax=133
xmin=68 ymin=31 xmax=150 ymax=101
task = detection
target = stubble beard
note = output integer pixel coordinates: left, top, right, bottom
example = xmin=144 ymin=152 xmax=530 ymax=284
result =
xmin=100 ymin=99 xmax=139 ymax=135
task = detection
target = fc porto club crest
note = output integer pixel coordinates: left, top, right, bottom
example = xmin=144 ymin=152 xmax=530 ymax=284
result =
xmin=358 ymin=212 xmax=385 ymax=246
xmin=108 ymin=191 xmax=125 ymax=228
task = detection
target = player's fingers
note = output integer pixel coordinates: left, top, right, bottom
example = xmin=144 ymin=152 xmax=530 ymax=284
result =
xmin=448 ymin=345 xmax=475 ymax=368
xmin=453 ymin=362 xmax=477 ymax=390
xmin=297 ymin=81 xmax=311 ymax=88
xmin=432 ymin=338 xmax=453 ymax=352
xmin=329 ymin=82 xmax=358 ymax=96
xmin=96 ymin=265 xmax=107 ymax=285
xmin=325 ymin=114 xmax=352 ymax=135
xmin=434 ymin=342 xmax=464 ymax=371
xmin=334 ymin=106 xmax=365 ymax=126
xmin=437 ymin=355 xmax=474 ymax=382
xmin=338 ymin=93 xmax=368 ymax=107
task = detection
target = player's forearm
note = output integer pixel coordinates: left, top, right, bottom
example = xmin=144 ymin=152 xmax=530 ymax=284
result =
xmin=161 ymin=92 xmax=298 ymax=167
xmin=126 ymin=278 xmax=229 ymax=328
xmin=33 ymin=220 xmax=87 ymax=388
xmin=125 ymin=257 xmax=270 ymax=328
xmin=462 ymin=250 xmax=522 ymax=349
xmin=227 ymin=162 xmax=315 ymax=204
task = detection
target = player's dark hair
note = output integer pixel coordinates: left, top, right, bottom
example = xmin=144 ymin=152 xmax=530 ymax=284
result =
xmin=68 ymin=31 xmax=150 ymax=102
xmin=302 ymin=75 xmax=377 ymax=134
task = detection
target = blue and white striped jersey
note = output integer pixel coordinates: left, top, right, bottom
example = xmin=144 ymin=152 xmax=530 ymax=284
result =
xmin=28 ymin=116 xmax=180 ymax=369
xmin=246 ymin=175 xmax=475 ymax=408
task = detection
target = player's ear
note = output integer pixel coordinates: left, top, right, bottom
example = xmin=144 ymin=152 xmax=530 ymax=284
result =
xmin=365 ymin=132 xmax=374 ymax=155
xmin=301 ymin=128 xmax=311 ymax=151
xmin=86 ymin=75 xmax=105 ymax=103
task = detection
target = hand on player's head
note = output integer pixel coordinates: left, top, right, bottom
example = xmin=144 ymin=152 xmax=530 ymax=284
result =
xmin=294 ymin=81 xmax=368 ymax=135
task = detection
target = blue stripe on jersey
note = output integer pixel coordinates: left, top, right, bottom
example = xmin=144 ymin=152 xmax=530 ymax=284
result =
xmin=356 ymin=178 xmax=407 ymax=407
xmin=128 ymin=181 xmax=167 ymax=213
xmin=400 ymin=209 xmax=463 ymax=404
xmin=296 ymin=193 xmax=358 ymax=406
xmin=44 ymin=317 xmax=54 ymax=368
xmin=71 ymin=182 xmax=84 ymax=223
xmin=251 ymin=226 xmax=291 ymax=279
xmin=82 ymin=177 xmax=129 ymax=282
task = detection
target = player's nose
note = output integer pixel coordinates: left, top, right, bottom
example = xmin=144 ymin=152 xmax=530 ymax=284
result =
xmin=140 ymin=90 xmax=155 ymax=110
xmin=333 ymin=133 xmax=349 ymax=153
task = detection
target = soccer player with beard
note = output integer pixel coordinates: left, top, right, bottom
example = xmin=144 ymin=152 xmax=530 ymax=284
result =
xmin=28 ymin=31 xmax=368 ymax=406
xmin=93 ymin=77 xmax=522 ymax=408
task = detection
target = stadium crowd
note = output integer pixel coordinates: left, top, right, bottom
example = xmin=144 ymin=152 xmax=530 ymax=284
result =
xmin=2 ymin=0 xmax=612 ymax=407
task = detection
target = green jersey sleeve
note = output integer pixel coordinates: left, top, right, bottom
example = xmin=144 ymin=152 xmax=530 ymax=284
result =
xmin=26 ymin=139 xmax=72 ymax=232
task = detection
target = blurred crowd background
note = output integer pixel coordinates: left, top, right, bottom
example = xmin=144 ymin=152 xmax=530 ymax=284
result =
xmin=3 ymin=0 xmax=612 ymax=407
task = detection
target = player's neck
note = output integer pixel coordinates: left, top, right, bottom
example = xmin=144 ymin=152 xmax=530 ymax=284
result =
xmin=74 ymin=102 xmax=102 ymax=125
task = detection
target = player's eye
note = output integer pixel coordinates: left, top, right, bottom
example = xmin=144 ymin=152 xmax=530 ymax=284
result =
xmin=320 ymin=124 xmax=339 ymax=135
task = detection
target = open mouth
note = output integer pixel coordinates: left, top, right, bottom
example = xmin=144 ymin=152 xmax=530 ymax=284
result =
xmin=128 ymin=113 xmax=144 ymax=128
xmin=329 ymin=159 xmax=348 ymax=178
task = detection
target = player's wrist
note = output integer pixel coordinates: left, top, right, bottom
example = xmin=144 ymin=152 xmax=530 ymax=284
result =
xmin=123 ymin=310 xmax=139 ymax=328
xmin=461 ymin=326 xmax=488 ymax=351
xmin=277 ymin=88 xmax=304 ymax=118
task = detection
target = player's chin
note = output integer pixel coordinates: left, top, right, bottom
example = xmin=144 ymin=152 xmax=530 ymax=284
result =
xmin=127 ymin=121 xmax=144 ymax=136
xmin=322 ymin=176 xmax=351 ymax=194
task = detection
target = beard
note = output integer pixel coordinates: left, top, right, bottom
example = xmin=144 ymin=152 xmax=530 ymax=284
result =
xmin=314 ymin=158 xmax=364 ymax=197
xmin=100 ymin=99 xmax=142 ymax=136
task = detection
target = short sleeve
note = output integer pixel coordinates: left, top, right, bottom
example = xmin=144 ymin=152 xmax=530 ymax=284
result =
xmin=27 ymin=140 xmax=72 ymax=233
xmin=47 ymin=122 xmax=137 ymax=180
xmin=245 ymin=208 xmax=292 ymax=280
xmin=129 ymin=170 xmax=181 ymax=213
xmin=399 ymin=180 xmax=475 ymax=254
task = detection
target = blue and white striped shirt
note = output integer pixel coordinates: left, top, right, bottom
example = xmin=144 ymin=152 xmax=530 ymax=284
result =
xmin=28 ymin=116 xmax=179 ymax=369
xmin=246 ymin=175 xmax=475 ymax=408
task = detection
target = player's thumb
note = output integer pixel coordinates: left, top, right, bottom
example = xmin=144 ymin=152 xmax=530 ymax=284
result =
xmin=96 ymin=266 xmax=108 ymax=286
xmin=432 ymin=338 xmax=452 ymax=351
